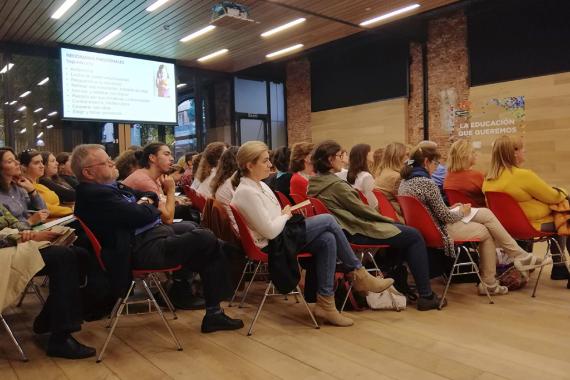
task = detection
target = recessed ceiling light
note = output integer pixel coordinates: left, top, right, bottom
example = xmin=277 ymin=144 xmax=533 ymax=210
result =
xmin=261 ymin=18 xmax=306 ymax=38
xmin=180 ymin=25 xmax=216 ymax=43
xmin=37 ymin=77 xmax=50 ymax=86
xmin=4 ymin=102 xmax=8 ymax=105
xmin=266 ymin=44 xmax=304 ymax=59
xmin=197 ymin=49 xmax=229 ymax=62
xmin=33 ymin=122 xmax=38 ymax=126
xmin=34 ymin=107 xmax=43 ymax=113
xmin=96 ymin=29 xmax=122 ymax=46
xmin=0 ymin=63 xmax=14 ymax=74
xmin=40 ymin=118 xmax=48 ymax=123
xmin=9 ymin=100 xmax=17 ymax=105
xmin=176 ymin=83 xmax=187 ymax=88
xmin=359 ymin=4 xmax=420 ymax=26
xmin=51 ymin=0 xmax=77 ymax=19
xmin=19 ymin=128 xmax=26 ymax=134
xmin=18 ymin=106 xmax=26 ymax=111
xmin=48 ymin=111 xmax=58 ymax=116
xmin=19 ymin=91 xmax=31 ymax=98
xmin=146 ymin=0 xmax=170 ymax=12
xmin=37 ymin=132 xmax=44 ymax=138
xmin=13 ymin=119 xmax=19 ymax=124
xmin=47 ymin=124 xmax=55 ymax=129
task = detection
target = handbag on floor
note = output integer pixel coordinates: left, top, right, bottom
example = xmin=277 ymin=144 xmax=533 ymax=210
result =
xmin=366 ymin=287 xmax=407 ymax=310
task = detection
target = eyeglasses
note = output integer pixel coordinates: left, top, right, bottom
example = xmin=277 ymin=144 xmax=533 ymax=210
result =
xmin=84 ymin=158 xmax=114 ymax=169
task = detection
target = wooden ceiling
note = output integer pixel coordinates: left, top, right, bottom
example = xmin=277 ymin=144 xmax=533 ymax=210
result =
xmin=0 ymin=0 xmax=458 ymax=72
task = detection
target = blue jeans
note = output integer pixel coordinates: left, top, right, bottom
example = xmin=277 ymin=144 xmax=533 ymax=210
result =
xmin=350 ymin=224 xmax=433 ymax=297
xmin=301 ymin=214 xmax=362 ymax=296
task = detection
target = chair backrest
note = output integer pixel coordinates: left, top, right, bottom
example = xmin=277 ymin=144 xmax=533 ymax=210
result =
xmin=372 ymin=189 xmax=399 ymax=221
xmin=290 ymin=193 xmax=307 ymax=204
xmin=275 ymin=191 xmax=292 ymax=207
xmin=229 ymin=204 xmax=268 ymax=262
xmin=183 ymin=185 xmax=206 ymax=212
xmin=485 ymin=191 xmax=545 ymax=239
xmin=356 ymin=189 xmax=369 ymax=205
xmin=445 ymin=189 xmax=479 ymax=206
xmin=75 ymin=216 xmax=106 ymax=271
xmin=308 ymin=197 xmax=330 ymax=215
xmin=396 ymin=195 xmax=445 ymax=248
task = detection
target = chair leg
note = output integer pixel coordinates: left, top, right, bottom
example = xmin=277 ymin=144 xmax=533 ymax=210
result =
xmin=149 ymin=274 xmax=177 ymax=320
xmin=97 ymin=281 xmax=135 ymax=363
xmin=247 ymin=281 xmax=272 ymax=336
xmin=140 ymin=279 xmax=183 ymax=352
xmin=532 ymin=238 xmax=561 ymax=297
xmin=31 ymin=281 xmax=45 ymax=305
xmin=239 ymin=261 xmax=262 ymax=308
xmin=463 ymin=245 xmax=493 ymax=305
xmin=106 ymin=297 xmax=122 ymax=328
xmin=0 ymin=313 xmax=28 ymax=362
xmin=340 ymin=283 xmax=353 ymax=313
xmin=229 ymin=260 xmax=252 ymax=307
xmin=439 ymin=249 xmax=462 ymax=309
xmin=16 ymin=282 xmax=31 ymax=307
xmin=295 ymin=285 xmax=319 ymax=329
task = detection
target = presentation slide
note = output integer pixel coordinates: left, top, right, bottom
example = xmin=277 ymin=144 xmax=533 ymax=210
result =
xmin=61 ymin=48 xmax=176 ymax=124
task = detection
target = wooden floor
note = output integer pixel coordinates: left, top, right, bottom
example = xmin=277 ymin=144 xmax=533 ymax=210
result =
xmin=3 ymin=256 xmax=570 ymax=379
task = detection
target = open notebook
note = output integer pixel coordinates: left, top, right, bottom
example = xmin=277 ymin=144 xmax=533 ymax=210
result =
xmin=33 ymin=215 xmax=76 ymax=231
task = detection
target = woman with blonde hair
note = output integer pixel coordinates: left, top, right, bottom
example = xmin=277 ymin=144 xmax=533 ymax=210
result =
xmin=375 ymin=142 xmax=407 ymax=220
xmin=231 ymin=141 xmax=393 ymax=327
xmin=370 ymin=147 xmax=384 ymax=178
xmin=443 ymin=139 xmax=486 ymax=207
xmin=399 ymin=144 xmax=550 ymax=296
xmin=289 ymin=142 xmax=314 ymax=201
xmin=483 ymin=135 xmax=568 ymax=280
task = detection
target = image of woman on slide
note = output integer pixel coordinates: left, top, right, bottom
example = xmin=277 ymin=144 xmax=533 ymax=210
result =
xmin=156 ymin=64 xmax=170 ymax=98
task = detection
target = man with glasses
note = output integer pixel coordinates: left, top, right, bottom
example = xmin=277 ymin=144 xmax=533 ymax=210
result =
xmin=71 ymin=144 xmax=243 ymax=333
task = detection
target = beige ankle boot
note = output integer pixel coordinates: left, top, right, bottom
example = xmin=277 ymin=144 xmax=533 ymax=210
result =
xmin=347 ymin=267 xmax=394 ymax=293
xmin=313 ymin=294 xmax=354 ymax=327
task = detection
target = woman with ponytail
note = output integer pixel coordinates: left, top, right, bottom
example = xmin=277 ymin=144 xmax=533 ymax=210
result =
xmin=231 ymin=141 xmax=393 ymax=327
xmin=399 ymin=144 xmax=550 ymax=296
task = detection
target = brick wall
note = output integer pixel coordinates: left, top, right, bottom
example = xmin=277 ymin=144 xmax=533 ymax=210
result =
xmin=407 ymin=41 xmax=425 ymax=146
xmin=286 ymin=58 xmax=312 ymax=144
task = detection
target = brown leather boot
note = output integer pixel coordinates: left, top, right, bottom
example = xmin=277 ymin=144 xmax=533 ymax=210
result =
xmin=347 ymin=267 xmax=394 ymax=293
xmin=313 ymin=294 xmax=354 ymax=327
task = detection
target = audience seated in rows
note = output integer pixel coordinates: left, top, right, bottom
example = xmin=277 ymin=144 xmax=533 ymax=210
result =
xmin=369 ymin=147 xmax=384 ymax=178
xmin=211 ymin=146 xmax=239 ymax=232
xmin=265 ymin=146 xmax=293 ymax=203
xmin=114 ymin=147 xmax=141 ymax=181
xmin=231 ymin=141 xmax=393 ymax=327
xmin=178 ymin=151 xmax=198 ymax=188
xmin=347 ymin=143 xmax=378 ymax=210
xmin=55 ymin=152 xmax=79 ymax=189
xmin=374 ymin=142 xmax=407 ymax=222
xmin=192 ymin=142 xmax=226 ymax=198
xmin=334 ymin=149 xmax=349 ymax=181
xmin=307 ymin=140 xmax=442 ymax=310
xmin=482 ymin=135 xmax=570 ymax=280
xmin=40 ymin=151 xmax=76 ymax=203
xmin=72 ymin=144 xmax=243 ymax=331
xmin=443 ymin=139 xmax=486 ymax=207
xmin=289 ymin=142 xmax=314 ymax=201
xmin=398 ymin=144 xmax=549 ymax=296
xmin=19 ymin=149 xmax=73 ymax=217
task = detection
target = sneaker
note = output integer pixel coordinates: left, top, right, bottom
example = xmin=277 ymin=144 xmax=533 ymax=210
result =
xmin=417 ymin=293 xmax=446 ymax=311
xmin=201 ymin=311 xmax=244 ymax=333
xmin=550 ymin=264 xmax=570 ymax=280
xmin=477 ymin=282 xmax=508 ymax=296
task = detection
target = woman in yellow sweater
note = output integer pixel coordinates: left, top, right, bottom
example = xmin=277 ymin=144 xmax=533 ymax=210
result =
xmin=18 ymin=150 xmax=73 ymax=217
xmin=482 ymin=135 xmax=568 ymax=280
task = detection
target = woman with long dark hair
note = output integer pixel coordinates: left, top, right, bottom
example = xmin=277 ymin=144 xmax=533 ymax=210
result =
xmin=193 ymin=142 xmax=226 ymax=198
xmin=347 ymin=143 xmax=377 ymax=209
xmin=40 ymin=151 xmax=76 ymax=203
xmin=56 ymin=152 xmax=79 ymax=188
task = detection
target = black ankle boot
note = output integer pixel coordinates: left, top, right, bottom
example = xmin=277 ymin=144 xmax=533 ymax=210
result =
xmin=550 ymin=264 xmax=569 ymax=280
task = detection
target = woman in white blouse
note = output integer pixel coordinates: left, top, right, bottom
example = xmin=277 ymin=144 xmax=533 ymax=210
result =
xmin=231 ymin=141 xmax=393 ymax=327
xmin=193 ymin=142 xmax=226 ymax=197
xmin=347 ymin=144 xmax=378 ymax=210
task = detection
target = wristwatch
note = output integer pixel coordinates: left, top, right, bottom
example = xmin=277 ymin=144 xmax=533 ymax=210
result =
xmin=139 ymin=196 xmax=151 ymax=204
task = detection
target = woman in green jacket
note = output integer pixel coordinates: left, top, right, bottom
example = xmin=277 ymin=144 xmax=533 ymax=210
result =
xmin=307 ymin=140 xmax=442 ymax=311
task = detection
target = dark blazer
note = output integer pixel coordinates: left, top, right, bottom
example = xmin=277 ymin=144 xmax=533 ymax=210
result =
xmin=75 ymin=181 xmax=161 ymax=296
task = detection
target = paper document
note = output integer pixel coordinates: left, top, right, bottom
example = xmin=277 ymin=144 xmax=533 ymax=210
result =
xmin=450 ymin=206 xmax=479 ymax=224
xmin=34 ymin=215 xmax=76 ymax=231
xmin=290 ymin=199 xmax=311 ymax=211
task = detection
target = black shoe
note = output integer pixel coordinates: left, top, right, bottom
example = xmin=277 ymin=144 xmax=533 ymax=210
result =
xmin=201 ymin=311 xmax=244 ymax=333
xmin=168 ymin=281 xmax=206 ymax=310
xmin=550 ymin=264 xmax=569 ymax=280
xmin=46 ymin=334 xmax=96 ymax=359
xmin=417 ymin=293 xmax=446 ymax=311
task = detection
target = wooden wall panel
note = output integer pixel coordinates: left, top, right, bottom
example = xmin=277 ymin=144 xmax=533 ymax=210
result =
xmin=468 ymin=72 xmax=570 ymax=191
xmin=311 ymin=97 xmax=407 ymax=151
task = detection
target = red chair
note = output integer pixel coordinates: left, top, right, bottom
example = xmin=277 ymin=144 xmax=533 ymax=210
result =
xmin=76 ymin=217 xmax=183 ymax=362
xmin=445 ymin=189 xmax=480 ymax=206
xmin=485 ymin=191 xmax=560 ymax=297
xmin=372 ymin=189 xmax=400 ymax=221
xmin=275 ymin=191 xmax=292 ymax=207
xmin=356 ymin=189 xmax=369 ymax=205
xmin=228 ymin=205 xmax=319 ymax=335
xmin=307 ymin=197 xmax=398 ymax=311
xmin=396 ymin=195 xmax=492 ymax=308
xmin=183 ymin=185 xmax=207 ymax=213
xmin=290 ymin=193 xmax=307 ymax=204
